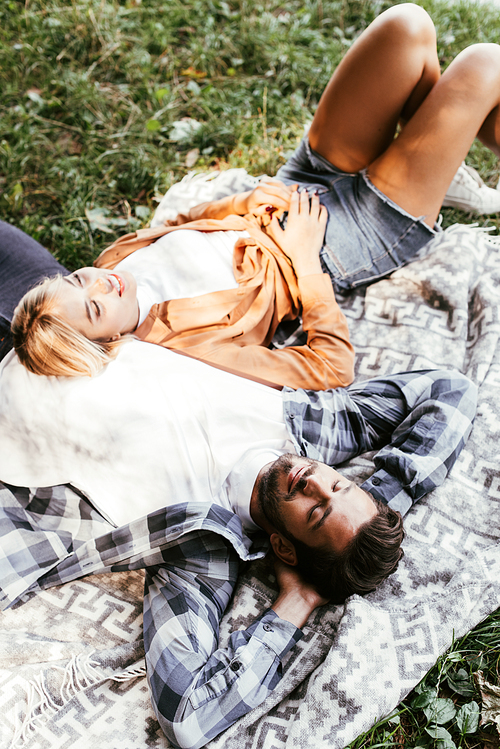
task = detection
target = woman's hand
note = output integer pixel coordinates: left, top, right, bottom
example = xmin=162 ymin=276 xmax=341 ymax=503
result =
xmin=266 ymin=188 xmax=328 ymax=278
xmin=233 ymin=177 xmax=297 ymax=217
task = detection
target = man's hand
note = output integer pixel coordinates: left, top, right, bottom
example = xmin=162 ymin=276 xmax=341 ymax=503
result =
xmin=232 ymin=178 xmax=296 ymax=217
xmin=271 ymin=557 xmax=330 ymax=629
xmin=266 ymin=188 xmax=327 ymax=278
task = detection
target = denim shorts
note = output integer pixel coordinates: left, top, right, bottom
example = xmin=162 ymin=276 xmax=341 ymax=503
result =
xmin=276 ymin=137 xmax=440 ymax=291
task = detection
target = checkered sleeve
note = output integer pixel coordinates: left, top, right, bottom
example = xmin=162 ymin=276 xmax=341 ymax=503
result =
xmin=143 ymin=534 xmax=302 ymax=749
xmin=284 ymin=369 xmax=477 ymax=516
xmin=357 ymin=370 xmax=477 ymax=515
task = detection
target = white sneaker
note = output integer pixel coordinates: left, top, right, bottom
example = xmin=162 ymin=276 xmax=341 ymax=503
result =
xmin=442 ymin=162 xmax=500 ymax=214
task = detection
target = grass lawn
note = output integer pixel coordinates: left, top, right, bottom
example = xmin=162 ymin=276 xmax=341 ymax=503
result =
xmin=2 ymin=0 xmax=500 ymax=746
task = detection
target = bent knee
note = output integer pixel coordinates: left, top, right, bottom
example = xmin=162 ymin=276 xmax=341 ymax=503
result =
xmin=376 ymin=4 xmax=436 ymax=47
xmin=455 ymin=43 xmax=500 ymax=88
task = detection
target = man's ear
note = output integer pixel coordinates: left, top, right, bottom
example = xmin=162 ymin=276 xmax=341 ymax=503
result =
xmin=270 ymin=532 xmax=298 ymax=566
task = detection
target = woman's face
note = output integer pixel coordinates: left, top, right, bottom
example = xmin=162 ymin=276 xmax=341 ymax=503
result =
xmin=52 ymin=267 xmax=140 ymax=342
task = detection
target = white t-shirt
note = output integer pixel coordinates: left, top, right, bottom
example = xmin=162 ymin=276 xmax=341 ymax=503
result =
xmin=0 ymin=340 xmax=295 ymax=544
xmin=115 ymin=229 xmax=247 ymax=325
xmin=93 ymin=343 xmax=293 ymax=533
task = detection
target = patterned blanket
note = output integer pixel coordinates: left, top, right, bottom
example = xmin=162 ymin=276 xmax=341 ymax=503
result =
xmin=2 ymin=170 xmax=500 ymax=749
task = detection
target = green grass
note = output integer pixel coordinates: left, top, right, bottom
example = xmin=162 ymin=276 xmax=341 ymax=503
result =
xmin=2 ymin=0 xmax=500 ymax=269
xmin=3 ymin=0 xmax=500 ymax=746
xmin=350 ymin=609 xmax=500 ymax=749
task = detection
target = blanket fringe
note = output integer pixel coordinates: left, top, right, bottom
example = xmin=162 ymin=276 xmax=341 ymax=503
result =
xmin=444 ymin=221 xmax=500 ymax=248
xmin=10 ymin=653 xmax=147 ymax=748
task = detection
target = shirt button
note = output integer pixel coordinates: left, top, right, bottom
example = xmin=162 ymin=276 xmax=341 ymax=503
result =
xmin=263 ymin=623 xmax=273 ymax=632
xmin=230 ymin=661 xmax=241 ymax=671
xmin=372 ymin=477 xmax=381 ymax=486
xmin=289 ymin=414 xmax=295 ymax=419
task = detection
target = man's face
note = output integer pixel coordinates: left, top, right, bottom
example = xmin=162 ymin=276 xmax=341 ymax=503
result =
xmin=258 ymin=453 xmax=378 ymax=555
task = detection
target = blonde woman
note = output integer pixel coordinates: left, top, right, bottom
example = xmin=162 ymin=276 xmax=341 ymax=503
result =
xmin=9 ymin=4 xmax=500 ymax=384
xmin=11 ymin=187 xmax=357 ymax=389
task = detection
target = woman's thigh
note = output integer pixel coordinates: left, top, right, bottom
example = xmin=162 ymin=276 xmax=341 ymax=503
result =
xmin=309 ymin=4 xmax=440 ymax=173
xmin=369 ymin=43 xmax=500 ymax=227
xmin=0 ymin=222 xmax=68 ymax=359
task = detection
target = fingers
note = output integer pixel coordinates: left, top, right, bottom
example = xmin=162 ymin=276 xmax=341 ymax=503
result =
xmin=265 ymin=213 xmax=284 ymax=242
xmin=289 ymin=188 xmax=322 ymax=218
xmin=257 ymin=179 xmax=297 ymax=210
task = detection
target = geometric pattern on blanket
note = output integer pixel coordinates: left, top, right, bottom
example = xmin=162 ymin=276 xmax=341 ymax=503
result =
xmin=2 ymin=168 xmax=500 ymax=749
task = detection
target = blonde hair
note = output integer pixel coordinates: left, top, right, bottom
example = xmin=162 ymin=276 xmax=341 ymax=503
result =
xmin=12 ymin=275 xmax=128 ymax=377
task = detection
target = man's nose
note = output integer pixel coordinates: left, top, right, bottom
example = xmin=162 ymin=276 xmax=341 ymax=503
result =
xmin=302 ymin=475 xmax=330 ymax=501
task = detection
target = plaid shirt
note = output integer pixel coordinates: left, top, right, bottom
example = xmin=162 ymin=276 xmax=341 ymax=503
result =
xmin=0 ymin=369 xmax=476 ymax=749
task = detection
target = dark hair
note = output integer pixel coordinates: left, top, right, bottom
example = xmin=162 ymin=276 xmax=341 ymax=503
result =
xmin=290 ymin=496 xmax=404 ymax=604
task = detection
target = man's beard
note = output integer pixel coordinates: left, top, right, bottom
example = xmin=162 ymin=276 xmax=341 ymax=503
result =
xmin=257 ymin=453 xmax=315 ymax=534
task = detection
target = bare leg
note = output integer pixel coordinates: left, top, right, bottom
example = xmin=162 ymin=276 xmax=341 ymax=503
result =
xmin=309 ymin=3 xmax=441 ymax=173
xmin=309 ymin=2 xmax=500 ymax=228
xmin=370 ymin=43 xmax=500 ymax=225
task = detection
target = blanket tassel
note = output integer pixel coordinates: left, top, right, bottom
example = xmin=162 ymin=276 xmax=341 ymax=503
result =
xmin=9 ymin=652 xmax=147 ymax=748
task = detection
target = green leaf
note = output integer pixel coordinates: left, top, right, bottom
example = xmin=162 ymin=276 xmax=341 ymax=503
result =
xmin=412 ymin=689 xmax=437 ymax=710
xmin=146 ymin=119 xmax=162 ymax=132
xmin=425 ymin=725 xmax=457 ymax=748
xmin=423 ymin=697 xmax=456 ymax=725
xmin=456 ymin=701 xmax=480 ymax=734
xmin=426 ymin=725 xmax=453 ymax=740
xmin=447 ymin=669 xmax=474 ymax=697
xmin=186 ymin=80 xmax=201 ymax=96
xmin=3 ymin=182 xmax=24 ymax=211
xmin=155 ymin=88 xmax=170 ymax=102
xmin=135 ymin=205 xmax=151 ymax=220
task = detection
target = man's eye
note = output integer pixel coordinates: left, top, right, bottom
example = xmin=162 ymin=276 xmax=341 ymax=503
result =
xmin=332 ymin=480 xmax=340 ymax=491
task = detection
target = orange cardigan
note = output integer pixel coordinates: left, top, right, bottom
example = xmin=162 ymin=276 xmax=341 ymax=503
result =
xmin=95 ymin=195 xmax=354 ymax=390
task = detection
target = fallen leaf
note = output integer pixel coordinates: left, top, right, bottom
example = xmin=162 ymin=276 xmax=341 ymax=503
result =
xmin=85 ymin=206 xmax=113 ymax=233
xmin=26 ymin=88 xmax=44 ymax=105
xmin=185 ymin=148 xmax=200 ymax=168
xmin=474 ymin=671 xmax=500 ymax=733
xmin=169 ymin=118 xmax=202 ymax=142
xmin=181 ymin=66 xmax=207 ymax=78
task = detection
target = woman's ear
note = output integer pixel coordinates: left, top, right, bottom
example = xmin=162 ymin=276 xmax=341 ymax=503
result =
xmin=270 ymin=532 xmax=298 ymax=566
xmin=96 ymin=333 xmax=121 ymax=343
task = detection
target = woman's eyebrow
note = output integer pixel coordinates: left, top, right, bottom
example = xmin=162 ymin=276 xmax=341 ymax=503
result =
xmin=62 ymin=277 xmax=94 ymax=324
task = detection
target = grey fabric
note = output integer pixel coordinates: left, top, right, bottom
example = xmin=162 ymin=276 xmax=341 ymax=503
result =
xmin=1 ymin=170 xmax=500 ymax=749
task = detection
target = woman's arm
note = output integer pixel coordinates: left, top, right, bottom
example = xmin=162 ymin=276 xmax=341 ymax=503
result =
xmin=195 ymin=190 xmax=355 ymax=390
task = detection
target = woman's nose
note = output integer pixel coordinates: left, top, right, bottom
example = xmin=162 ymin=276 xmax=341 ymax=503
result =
xmin=89 ymin=276 xmax=109 ymax=294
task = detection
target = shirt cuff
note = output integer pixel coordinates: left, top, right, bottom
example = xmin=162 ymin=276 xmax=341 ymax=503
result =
xmin=297 ymin=273 xmax=334 ymax=303
xmin=361 ymin=469 xmax=413 ymax=517
xmin=247 ymin=609 xmax=303 ymax=660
